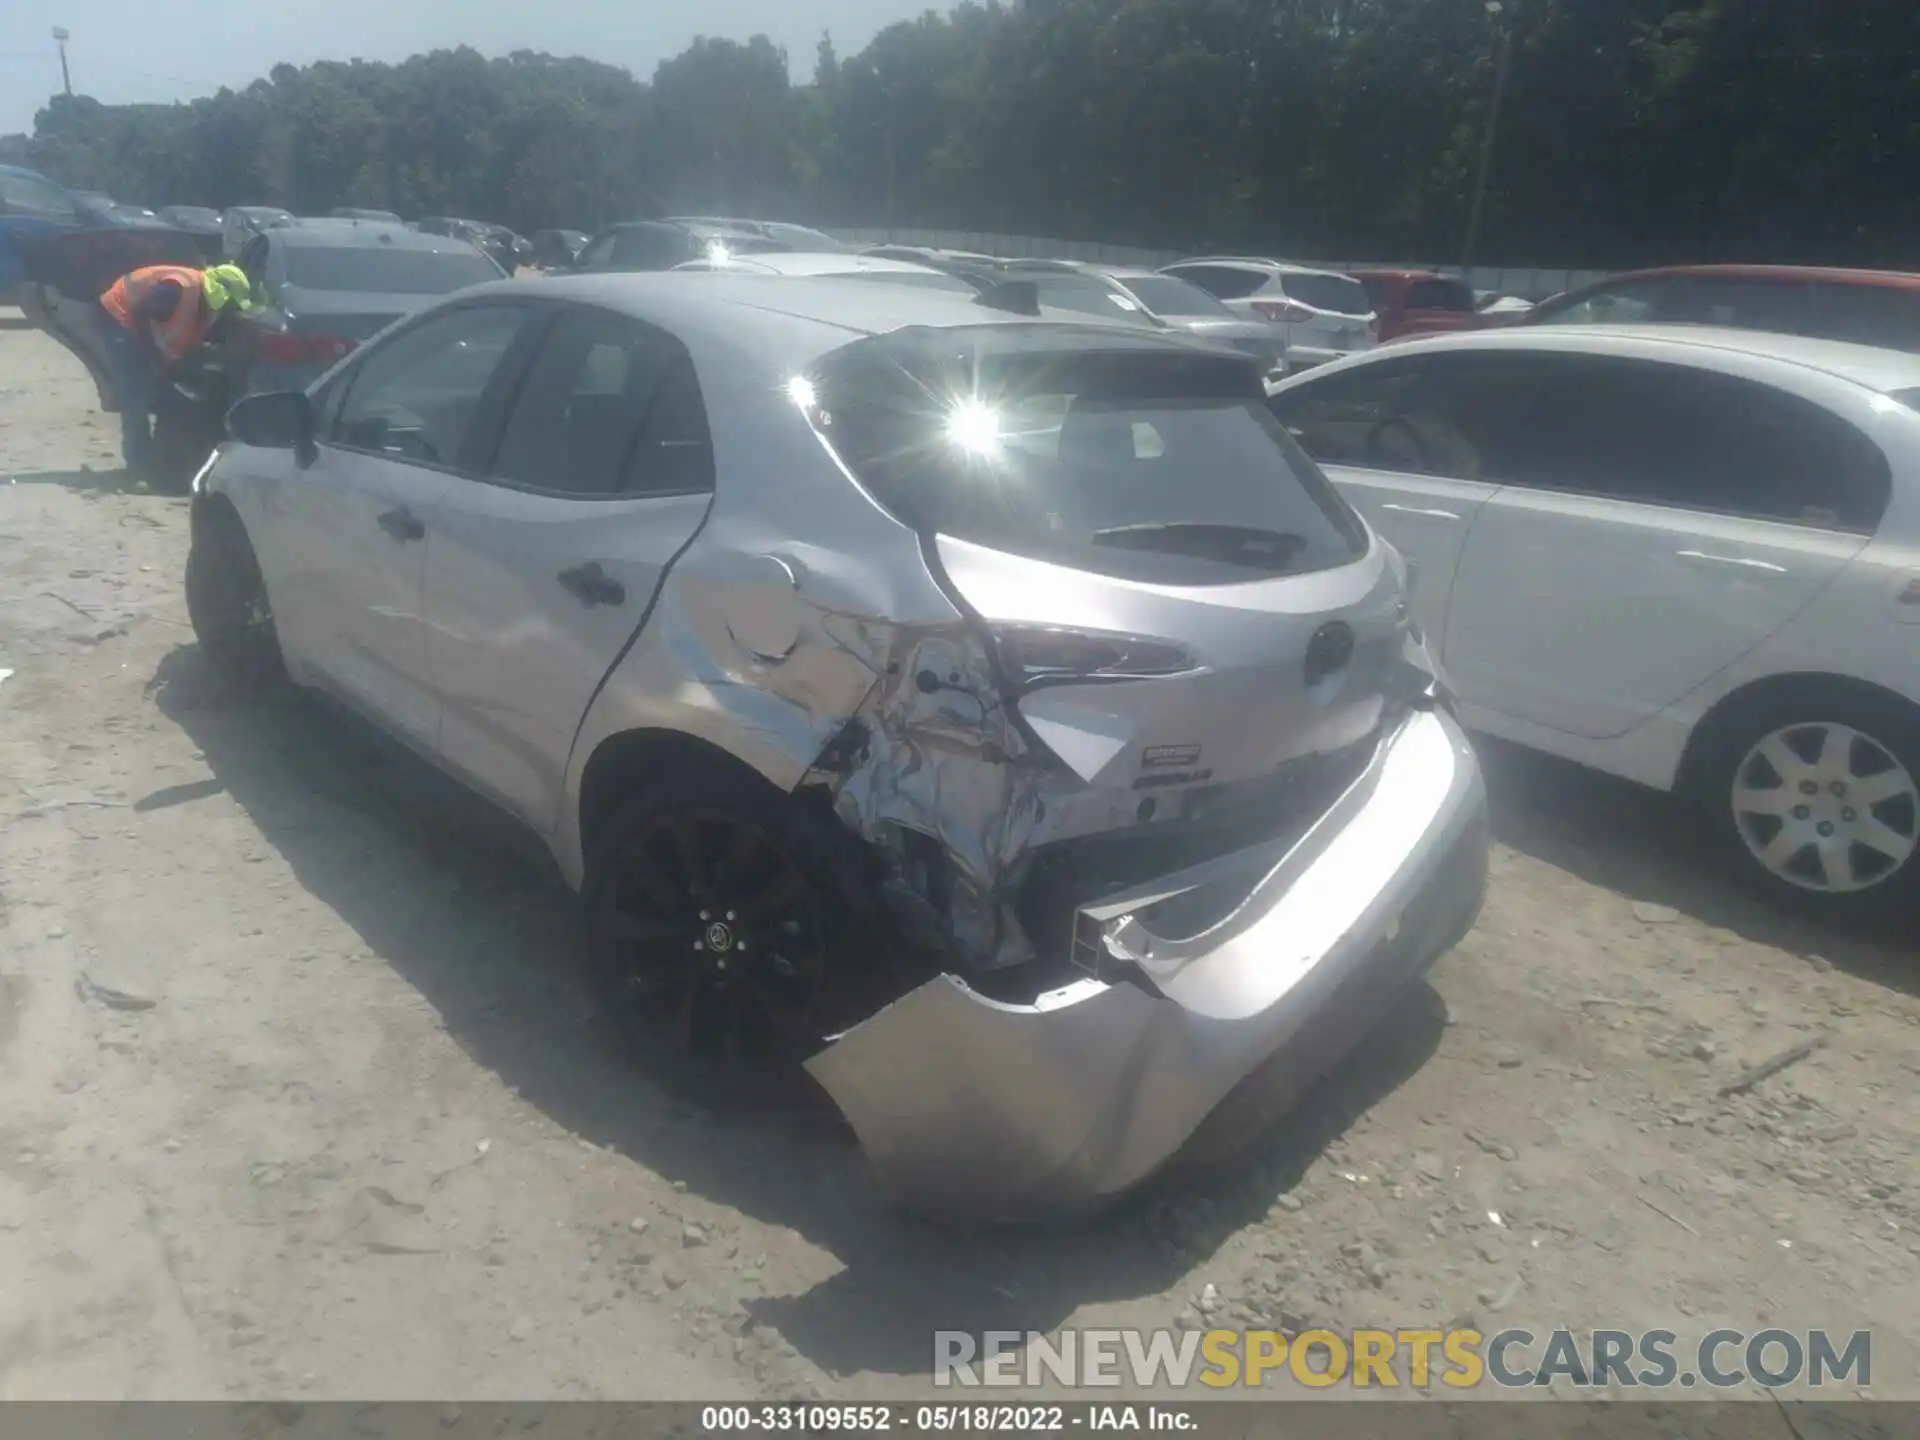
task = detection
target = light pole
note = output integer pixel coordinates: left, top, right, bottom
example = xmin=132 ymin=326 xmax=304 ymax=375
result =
xmin=883 ymin=80 xmax=899 ymax=233
xmin=52 ymin=27 xmax=73 ymax=96
xmin=1460 ymin=0 xmax=1511 ymax=272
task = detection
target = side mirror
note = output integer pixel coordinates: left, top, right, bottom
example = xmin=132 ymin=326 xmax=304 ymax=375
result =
xmin=227 ymin=390 xmax=316 ymax=464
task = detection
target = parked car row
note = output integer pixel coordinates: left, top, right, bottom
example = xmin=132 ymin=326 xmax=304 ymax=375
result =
xmin=1523 ymin=264 xmax=1920 ymax=353
xmin=12 ymin=155 xmax=1920 ymax=1210
xmin=168 ymin=251 xmax=1920 ymax=1215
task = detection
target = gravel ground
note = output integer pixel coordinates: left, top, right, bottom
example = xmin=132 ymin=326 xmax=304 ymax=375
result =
xmin=1 ymin=319 xmax=1917 ymax=1403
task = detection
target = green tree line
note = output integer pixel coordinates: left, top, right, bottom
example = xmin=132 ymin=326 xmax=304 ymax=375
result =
xmin=23 ymin=0 xmax=1920 ymax=268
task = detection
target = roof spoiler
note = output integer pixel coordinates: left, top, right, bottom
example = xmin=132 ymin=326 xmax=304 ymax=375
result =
xmin=972 ymin=279 xmax=1041 ymax=317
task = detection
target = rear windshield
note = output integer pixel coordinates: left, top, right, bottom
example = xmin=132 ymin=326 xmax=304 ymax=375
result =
xmin=1406 ymin=278 xmax=1476 ymax=311
xmin=1118 ymin=275 xmax=1233 ymax=318
xmin=1357 ymin=277 xmax=1396 ymax=310
xmin=283 ymin=245 xmax=500 ymax=294
xmin=765 ymin=224 xmax=845 ymax=252
xmin=810 ymin=331 xmax=1367 ymax=585
xmin=1027 ymin=277 xmax=1158 ymax=325
xmin=1280 ymin=272 xmax=1373 ymax=316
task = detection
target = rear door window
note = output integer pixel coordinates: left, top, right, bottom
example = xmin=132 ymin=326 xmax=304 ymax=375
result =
xmin=623 ymin=351 xmax=715 ymax=496
xmin=1809 ymin=284 xmax=1920 ymax=352
xmin=489 ymin=310 xmax=674 ymax=496
xmin=331 ymin=305 xmax=536 ymax=470
xmin=812 ymin=332 xmax=1365 ymax=585
xmin=1495 ymin=355 xmax=1890 ymax=533
xmin=1269 ymin=354 xmax=1529 ymax=482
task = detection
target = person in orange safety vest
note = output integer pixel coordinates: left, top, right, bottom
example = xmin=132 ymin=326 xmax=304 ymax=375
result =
xmin=93 ymin=262 xmax=258 ymax=477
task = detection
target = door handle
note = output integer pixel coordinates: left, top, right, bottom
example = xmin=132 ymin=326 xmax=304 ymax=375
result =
xmin=1379 ymin=503 xmax=1460 ymax=521
xmin=557 ymin=561 xmax=626 ymax=607
xmin=377 ymin=506 xmax=425 ymax=542
xmin=1677 ymin=550 xmax=1787 ymax=575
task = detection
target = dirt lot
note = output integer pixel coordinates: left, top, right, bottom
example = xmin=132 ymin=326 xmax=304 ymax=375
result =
xmin=2 ymin=318 xmax=1917 ymax=1403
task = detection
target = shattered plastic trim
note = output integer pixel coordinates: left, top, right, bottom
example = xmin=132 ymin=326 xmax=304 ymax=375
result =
xmin=802 ymin=626 xmax=1062 ymax=970
xmin=805 ymin=707 xmax=1489 ymax=1220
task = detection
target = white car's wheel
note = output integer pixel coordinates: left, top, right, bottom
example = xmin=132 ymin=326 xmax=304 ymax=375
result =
xmin=1708 ymin=695 xmax=1920 ymax=917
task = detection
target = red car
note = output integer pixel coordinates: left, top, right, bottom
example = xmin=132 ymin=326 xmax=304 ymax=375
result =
xmin=1350 ymin=268 xmax=1488 ymax=343
xmin=1524 ymin=264 xmax=1920 ymax=352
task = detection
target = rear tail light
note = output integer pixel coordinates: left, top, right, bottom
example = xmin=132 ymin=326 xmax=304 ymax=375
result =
xmin=1252 ymin=299 xmax=1315 ymax=324
xmin=256 ymin=329 xmax=356 ymax=366
xmin=991 ymin=624 xmax=1198 ymax=686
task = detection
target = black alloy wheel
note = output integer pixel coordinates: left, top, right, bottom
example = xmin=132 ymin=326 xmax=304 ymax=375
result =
xmin=589 ymin=793 xmax=841 ymax=1067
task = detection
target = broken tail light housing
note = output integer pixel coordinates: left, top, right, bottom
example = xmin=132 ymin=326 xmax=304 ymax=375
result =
xmin=256 ymin=329 xmax=356 ymax=367
xmin=991 ymin=624 xmax=1198 ymax=687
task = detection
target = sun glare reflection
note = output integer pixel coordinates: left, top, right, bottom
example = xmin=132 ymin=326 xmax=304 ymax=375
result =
xmin=945 ymin=398 xmax=1003 ymax=456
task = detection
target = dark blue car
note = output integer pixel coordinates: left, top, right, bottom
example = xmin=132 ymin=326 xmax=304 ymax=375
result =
xmin=0 ymin=164 xmax=89 ymax=304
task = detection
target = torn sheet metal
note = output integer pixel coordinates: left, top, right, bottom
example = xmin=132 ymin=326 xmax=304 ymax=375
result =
xmin=806 ymin=626 xmax=1063 ymax=970
xmin=806 ymin=707 xmax=1489 ymax=1220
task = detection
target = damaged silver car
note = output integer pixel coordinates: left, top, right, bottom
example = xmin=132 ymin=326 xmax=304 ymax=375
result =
xmin=188 ymin=271 xmax=1489 ymax=1219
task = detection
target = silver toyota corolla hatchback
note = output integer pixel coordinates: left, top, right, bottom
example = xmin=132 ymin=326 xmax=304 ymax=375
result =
xmin=186 ymin=272 xmax=1489 ymax=1219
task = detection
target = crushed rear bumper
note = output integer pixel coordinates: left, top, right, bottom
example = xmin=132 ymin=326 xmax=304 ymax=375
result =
xmin=805 ymin=705 xmax=1487 ymax=1221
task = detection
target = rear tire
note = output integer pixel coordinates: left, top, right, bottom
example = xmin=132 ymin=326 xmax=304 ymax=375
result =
xmin=185 ymin=503 xmax=287 ymax=698
xmin=583 ymin=762 xmax=898 ymax=1072
xmin=1696 ymin=689 xmax=1920 ymax=921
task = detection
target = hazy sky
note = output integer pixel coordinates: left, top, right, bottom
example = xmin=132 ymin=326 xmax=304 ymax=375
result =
xmin=0 ymin=0 xmax=933 ymax=137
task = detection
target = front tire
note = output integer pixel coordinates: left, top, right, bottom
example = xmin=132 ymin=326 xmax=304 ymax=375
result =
xmin=1700 ymin=690 xmax=1920 ymax=919
xmin=185 ymin=503 xmax=287 ymax=697
xmin=149 ymin=402 xmax=222 ymax=495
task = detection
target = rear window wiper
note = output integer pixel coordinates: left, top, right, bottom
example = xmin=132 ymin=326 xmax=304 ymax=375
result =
xmin=1091 ymin=522 xmax=1310 ymax=569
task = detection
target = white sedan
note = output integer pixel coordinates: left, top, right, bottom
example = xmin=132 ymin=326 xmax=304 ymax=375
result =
xmin=1268 ymin=324 xmax=1920 ymax=917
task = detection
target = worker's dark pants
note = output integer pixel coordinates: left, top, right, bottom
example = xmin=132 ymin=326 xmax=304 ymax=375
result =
xmin=93 ymin=308 xmax=158 ymax=470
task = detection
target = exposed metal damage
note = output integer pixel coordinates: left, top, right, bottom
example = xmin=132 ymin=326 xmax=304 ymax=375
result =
xmin=800 ymin=626 xmax=1058 ymax=973
xmin=804 ymin=701 xmax=1489 ymax=1221
xmin=687 ymin=588 xmax=1480 ymax=1219
xmin=545 ymin=295 xmax=1495 ymax=1220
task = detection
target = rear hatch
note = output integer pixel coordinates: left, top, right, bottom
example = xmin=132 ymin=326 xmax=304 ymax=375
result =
xmin=1169 ymin=317 xmax=1285 ymax=368
xmin=1262 ymin=271 xmax=1377 ymax=354
xmin=808 ymin=326 xmax=1414 ymax=844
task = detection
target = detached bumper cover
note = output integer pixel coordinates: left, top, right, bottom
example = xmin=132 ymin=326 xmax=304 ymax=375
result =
xmin=805 ymin=706 xmax=1488 ymax=1220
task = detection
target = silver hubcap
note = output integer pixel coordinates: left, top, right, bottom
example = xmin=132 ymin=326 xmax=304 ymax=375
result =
xmin=1731 ymin=722 xmax=1919 ymax=893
